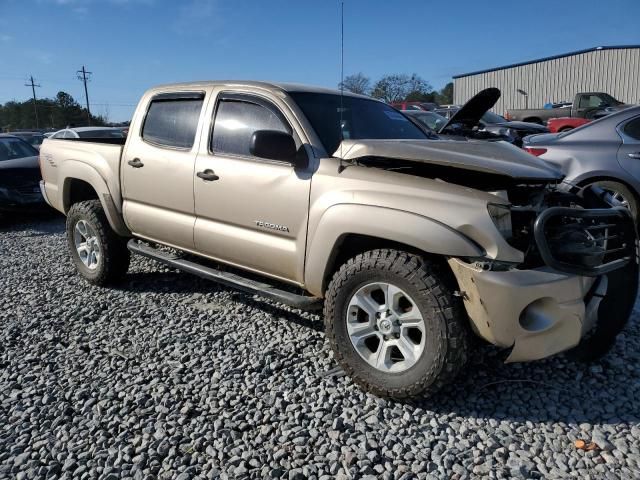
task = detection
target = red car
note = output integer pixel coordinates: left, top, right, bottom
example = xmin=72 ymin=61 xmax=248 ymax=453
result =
xmin=547 ymin=117 xmax=591 ymax=133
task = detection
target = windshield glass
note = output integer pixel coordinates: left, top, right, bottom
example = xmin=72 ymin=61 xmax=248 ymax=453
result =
xmin=290 ymin=92 xmax=429 ymax=154
xmin=77 ymin=129 xmax=124 ymax=138
xmin=0 ymin=137 xmax=39 ymax=161
xmin=481 ymin=111 xmax=506 ymax=123
xmin=599 ymin=93 xmax=623 ymax=106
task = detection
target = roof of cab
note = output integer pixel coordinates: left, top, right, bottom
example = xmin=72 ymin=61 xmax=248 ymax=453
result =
xmin=146 ymin=80 xmax=372 ymax=99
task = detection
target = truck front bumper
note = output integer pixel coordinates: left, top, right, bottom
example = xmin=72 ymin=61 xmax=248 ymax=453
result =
xmin=448 ymin=258 xmax=605 ymax=362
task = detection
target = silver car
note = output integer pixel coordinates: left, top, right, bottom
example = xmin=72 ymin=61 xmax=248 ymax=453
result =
xmin=523 ymin=106 xmax=640 ymax=219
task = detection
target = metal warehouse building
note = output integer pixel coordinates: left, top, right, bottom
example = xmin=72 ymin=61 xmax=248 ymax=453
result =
xmin=453 ymin=45 xmax=640 ymax=115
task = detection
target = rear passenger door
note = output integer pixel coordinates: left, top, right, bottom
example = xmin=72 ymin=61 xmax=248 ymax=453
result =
xmin=192 ymin=92 xmax=312 ymax=284
xmin=122 ymin=91 xmax=206 ymax=250
xmin=617 ymin=116 xmax=640 ymax=181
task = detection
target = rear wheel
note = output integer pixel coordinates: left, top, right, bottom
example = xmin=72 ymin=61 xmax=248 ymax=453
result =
xmin=324 ymin=249 xmax=469 ymax=399
xmin=66 ymin=200 xmax=130 ymax=285
xmin=587 ymin=180 xmax=638 ymax=222
xmin=558 ymin=126 xmax=574 ymax=133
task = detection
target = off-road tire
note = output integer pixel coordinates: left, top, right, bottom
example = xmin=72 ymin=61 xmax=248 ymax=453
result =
xmin=324 ymin=249 xmax=469 ymax=399
xmin=66 ymin=200 xmax=130 ymax=286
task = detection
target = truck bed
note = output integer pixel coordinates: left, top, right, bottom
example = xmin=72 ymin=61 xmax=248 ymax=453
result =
xmin=39 ymin=138 xmax=125 ymax=214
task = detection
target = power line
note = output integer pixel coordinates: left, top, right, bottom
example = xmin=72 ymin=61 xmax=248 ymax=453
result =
xmin=24 ymin=75 xmax=41 ymax=129
xmin=77 ymin=65 xmax=92 ymax=125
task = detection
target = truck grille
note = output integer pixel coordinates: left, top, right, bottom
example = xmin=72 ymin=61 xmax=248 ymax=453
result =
xmin=534 ymin=207 xmax=637 ymax=276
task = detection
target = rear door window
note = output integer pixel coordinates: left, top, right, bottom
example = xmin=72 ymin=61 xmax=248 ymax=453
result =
xmin=623 ymin=117 xmax=640 ymax=141
xmin=142 ymin=93 xmax=204 ymax=149
xmin=211 ymin=97 xmax=291 ymax=158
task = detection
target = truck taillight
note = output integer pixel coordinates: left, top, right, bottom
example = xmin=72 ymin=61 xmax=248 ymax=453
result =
xmin=525 ymin=147 xmax=547 ymax=157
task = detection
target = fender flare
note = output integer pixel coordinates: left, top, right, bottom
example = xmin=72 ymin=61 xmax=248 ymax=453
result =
xmin=304 ymin=203 xmax=484 ymax=296
xmin=60 ymin=161 xmax=130 ymax=236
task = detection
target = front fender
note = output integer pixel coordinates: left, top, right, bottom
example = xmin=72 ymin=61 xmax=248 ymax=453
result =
xmin=60 ymin=161 xmax=130 ymax=236
xmin=304 ymin=203 xmax=483 ymax=296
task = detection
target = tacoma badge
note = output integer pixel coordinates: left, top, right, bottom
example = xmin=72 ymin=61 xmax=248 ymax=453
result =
xmin=255 ymin=220 xmax=289 ymax=232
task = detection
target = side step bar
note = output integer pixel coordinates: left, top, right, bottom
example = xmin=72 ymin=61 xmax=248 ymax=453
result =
xmin=127 ymin=240 xmax=323 ymax=311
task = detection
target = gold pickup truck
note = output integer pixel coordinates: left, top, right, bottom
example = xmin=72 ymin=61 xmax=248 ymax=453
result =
xmin=38 ymin=81 xmax=638 ymax=398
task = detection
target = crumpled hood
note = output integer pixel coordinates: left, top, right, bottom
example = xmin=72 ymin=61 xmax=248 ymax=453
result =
xmin=334 ymin=138 xmax=563 ymax=181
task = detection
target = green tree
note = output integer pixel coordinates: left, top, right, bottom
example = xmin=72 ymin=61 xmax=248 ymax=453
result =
xmin=0 ymin=91 xmax=106 ymax=131
xmin=435 ymin=82 xmax=454 ymax=105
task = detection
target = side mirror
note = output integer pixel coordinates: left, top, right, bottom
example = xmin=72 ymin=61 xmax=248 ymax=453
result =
xmin=250 ymin=130 xmax=297 ymax=164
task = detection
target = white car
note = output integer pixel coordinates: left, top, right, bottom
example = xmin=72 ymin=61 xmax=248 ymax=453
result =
xmin=50 ymin=127 xmax=125 ymax=139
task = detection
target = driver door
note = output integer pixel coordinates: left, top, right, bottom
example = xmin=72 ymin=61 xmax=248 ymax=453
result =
xmin=193 ymin=92 xmax=312 ymax=284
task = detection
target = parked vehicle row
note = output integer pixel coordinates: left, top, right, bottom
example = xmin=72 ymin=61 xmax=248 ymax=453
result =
xmin=404 ymin=88 xmax=548 ymax=146
xmin=505 ymin=91 xmax=631 ymax=124
xmin=38 ymin=80 xmax=638 ymax=399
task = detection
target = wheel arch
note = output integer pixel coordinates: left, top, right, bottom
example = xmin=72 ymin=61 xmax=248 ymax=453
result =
xmin=304 ymin=204 xmax=483 ymax=297
xmin=60 ymin=162 xmax=130 ymax=236
xmin=574 ymin=175 xmax=640 ymax=204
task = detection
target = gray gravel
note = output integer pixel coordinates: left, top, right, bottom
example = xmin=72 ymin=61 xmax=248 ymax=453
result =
xmin=1 ymin=214 xmax=640 ymax=480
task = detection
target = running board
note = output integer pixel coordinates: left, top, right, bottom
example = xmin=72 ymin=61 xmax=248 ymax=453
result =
xmin=127 ymin=240 xmax=323 ymax=310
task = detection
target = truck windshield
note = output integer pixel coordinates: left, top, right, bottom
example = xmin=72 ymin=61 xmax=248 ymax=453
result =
xmin=290 ymin=92 xmax=429 ymax=155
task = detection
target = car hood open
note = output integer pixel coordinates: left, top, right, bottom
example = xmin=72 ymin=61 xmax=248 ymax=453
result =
xmin=334 ymin=138 xmax=563 ymax=181
xmin=440 ymin=87 xmax=501 ymax=133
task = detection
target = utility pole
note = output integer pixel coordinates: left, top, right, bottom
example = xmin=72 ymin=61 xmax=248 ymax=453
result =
xmin=77 ymin=65 xmax=92 ymax=125
xmin=25 ymin=75 xmax=41 ymax=128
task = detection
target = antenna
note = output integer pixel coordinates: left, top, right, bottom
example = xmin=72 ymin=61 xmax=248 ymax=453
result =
xmin=338 ymin=0 xmax=345 ymax=173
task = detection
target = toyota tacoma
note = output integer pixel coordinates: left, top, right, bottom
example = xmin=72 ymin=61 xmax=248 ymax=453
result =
xmin=38 ymin=81 xmax=638 ymax=398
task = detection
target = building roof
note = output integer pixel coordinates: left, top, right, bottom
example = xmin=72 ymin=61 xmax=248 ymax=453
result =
xmin=453 ymin=45 xmax=640 ymax=79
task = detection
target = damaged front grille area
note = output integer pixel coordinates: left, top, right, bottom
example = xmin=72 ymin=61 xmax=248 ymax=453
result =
xmin=533 ymin=207 xmax=637 ymax=276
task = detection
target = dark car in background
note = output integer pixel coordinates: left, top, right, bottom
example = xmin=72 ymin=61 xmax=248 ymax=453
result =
xmin=6 ymin=131 xmax=46 ymax=150
xmin=0 ymin=135 xmax=45 ymax=212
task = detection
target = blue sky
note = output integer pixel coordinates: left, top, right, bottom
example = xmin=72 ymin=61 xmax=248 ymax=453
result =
xmin=1 ymin=0 xmax=638 ymax=122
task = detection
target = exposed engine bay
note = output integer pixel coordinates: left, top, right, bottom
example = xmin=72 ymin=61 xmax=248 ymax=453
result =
xmin=358 ymin=155 xmax=637 ymax=277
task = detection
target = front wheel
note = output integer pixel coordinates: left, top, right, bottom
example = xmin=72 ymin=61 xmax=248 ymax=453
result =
xmin=66 ymin=200 xmax=130 ymax=285
xmin=324 ymin=249 xmax=469 ymax=399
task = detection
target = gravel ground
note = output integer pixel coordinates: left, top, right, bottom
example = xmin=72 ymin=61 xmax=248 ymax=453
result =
xmin=1 ymin=213 xmax=640 ymax=480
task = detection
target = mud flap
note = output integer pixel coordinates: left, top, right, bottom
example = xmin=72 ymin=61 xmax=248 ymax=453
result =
xmin=567 ymin=260 xmax=639 ymax=361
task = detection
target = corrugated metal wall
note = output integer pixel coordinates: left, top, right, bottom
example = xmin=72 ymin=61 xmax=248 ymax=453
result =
xmin=453 ymin=48 xmax=640 ymax=116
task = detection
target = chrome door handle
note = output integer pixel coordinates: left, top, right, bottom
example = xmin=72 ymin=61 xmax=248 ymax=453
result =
xmin=197 ymin=169 xmax=219 ymax=181
xmin=127 ymin=158 xmax=144 ymax=168
xmin=628 ymin=152 xmax=640 ymax=159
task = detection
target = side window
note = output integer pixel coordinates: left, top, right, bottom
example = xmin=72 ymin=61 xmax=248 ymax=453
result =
xmin=579 ymin=95 xmax=604 ymax=109
xmin=211 ymin=98 xmax=291 ymax=157
xmin=623 ymin=118 xmax=640 ymax=141
xmin=142 ymin=95 xmax=204 ymax=149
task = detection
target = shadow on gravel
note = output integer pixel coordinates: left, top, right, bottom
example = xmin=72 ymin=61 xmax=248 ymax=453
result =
xmin=412 ymin=348 xmax=640 ymax=426
xmin=118 ymin=270 xmax=324 ymax=332
xmin=0 ymin=209 xmax=64 ymax=232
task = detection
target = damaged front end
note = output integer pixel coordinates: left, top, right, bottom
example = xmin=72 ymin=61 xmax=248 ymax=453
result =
xmin=450 ymin=182 xmax=639 ymax=362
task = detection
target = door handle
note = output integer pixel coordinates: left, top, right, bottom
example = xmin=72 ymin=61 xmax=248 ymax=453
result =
xmin=197 ymin=169 xmax=220 ymax=181
xmin=127 ymin=158 xmax=144 ymax=168
xmin=628 ymin=152 xmax=640 ymax=159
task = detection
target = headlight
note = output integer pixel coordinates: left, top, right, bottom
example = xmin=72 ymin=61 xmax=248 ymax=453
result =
xmin=487 ymin=203 xmax=512 ymax=239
